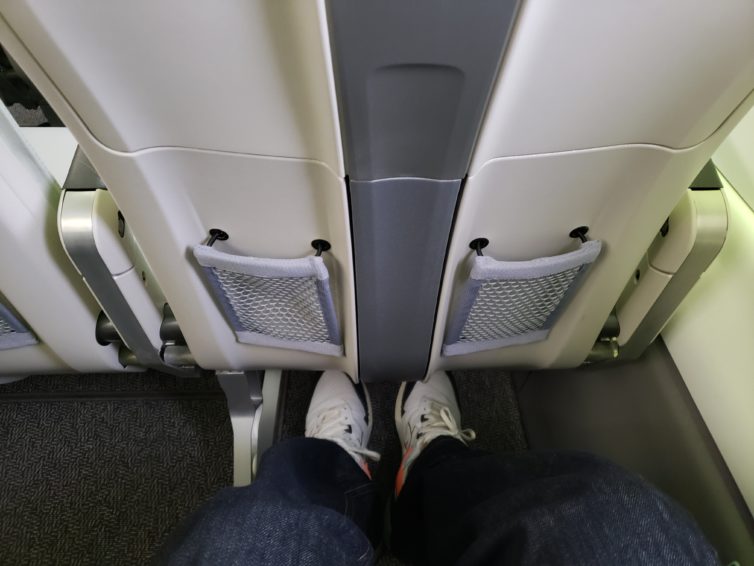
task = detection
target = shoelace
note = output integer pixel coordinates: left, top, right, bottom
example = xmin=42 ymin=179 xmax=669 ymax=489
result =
xmin=307 ymin=406 xmax=381 ymax=462
xmin=408 ymin=401 xmax=476 ymax=449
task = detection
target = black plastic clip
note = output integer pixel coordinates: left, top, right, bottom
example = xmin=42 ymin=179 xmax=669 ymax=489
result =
xmin=312 ymin=239 xmax=331 ymax=257
xmin=206 ymin=228 xmax=229 ymax=247
xmin=469 ymin=238 xmax=489 ymax=257
xmin=569 ymin=226 xmax=590 ymax=243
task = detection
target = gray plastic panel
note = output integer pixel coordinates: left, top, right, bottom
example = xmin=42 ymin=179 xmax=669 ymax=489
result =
xmin=690 ymin=160 xmax=723 ymax=190
xmin=63 ymin=147 xmax=106 ymax=190
xmin=350 ymin=178 xmax=460 ymax=382
xmin=516 ymin=341 xmax=754 ymax=563
xmin=327 ymin=0 xmax=519 ymax=181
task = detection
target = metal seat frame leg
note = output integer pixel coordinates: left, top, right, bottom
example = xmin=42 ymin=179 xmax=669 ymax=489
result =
xmin=216 ymin=369 xmax=283 ymax=486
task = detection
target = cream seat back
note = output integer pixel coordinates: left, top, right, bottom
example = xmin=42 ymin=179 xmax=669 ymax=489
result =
xmin=429 ymin=1 xmax=754 ymax=375
xmin=0 ymin=1 xmax=357 ymax=376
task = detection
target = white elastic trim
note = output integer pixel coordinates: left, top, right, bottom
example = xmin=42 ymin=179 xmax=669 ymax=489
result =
xmin=193 ymin=245 xmax=329 ymax=280
xmin=236 ymin=330 xmax=344 ymax=356
xmin=442 ymin=328 xmax=549 ymax=356
xmin=471 ymin=240 xmax=602 ymax=281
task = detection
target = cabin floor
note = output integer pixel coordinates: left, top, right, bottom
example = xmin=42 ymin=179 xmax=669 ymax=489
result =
xmin=0 ymin=369 xmax=526 ymax=565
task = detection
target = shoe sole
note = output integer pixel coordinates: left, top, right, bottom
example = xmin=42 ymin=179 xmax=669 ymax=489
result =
xmin=360 ymin=379 xmax=374 ymax=439
xmin=394 ymin=381 xmax=407 ymax=431
xmin=385 ymin=384 xmax=402 ymax=553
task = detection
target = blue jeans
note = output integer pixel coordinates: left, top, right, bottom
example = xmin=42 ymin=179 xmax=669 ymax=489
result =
xmin=161 ymin=437 xmax=718 ymax=565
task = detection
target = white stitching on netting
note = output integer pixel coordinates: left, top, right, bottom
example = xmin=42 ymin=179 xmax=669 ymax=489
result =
xmin=213 ymin=269 xmax=333 ymax=344
xmin=459 ymin=267 xmax=581 ymax=343
xmin=0 ymin=316 xmax=16 ymax=337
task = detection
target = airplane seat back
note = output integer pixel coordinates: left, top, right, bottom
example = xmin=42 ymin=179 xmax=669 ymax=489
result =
xmin=1 ymin=1 xmax=754 ymax=383
xmin=0 ymin=1 xmax=358 ymax=378
xmin=427 ymin=1 xmax=754 ymax=376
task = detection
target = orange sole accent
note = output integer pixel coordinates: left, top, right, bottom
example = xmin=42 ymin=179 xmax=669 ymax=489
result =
xmin=360 ymin=461 xmax=372 ymax=480
xmin=394 ymin=447 xmax=413 ymax=497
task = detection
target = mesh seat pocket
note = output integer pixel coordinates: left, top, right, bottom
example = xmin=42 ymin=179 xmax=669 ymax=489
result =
xmin=0 ymin=301 xmax=37 ymax=351
xmin=443 ymin=240 xmax=601 ymax=356
xmin=194 ymin=245 xmax=343 ymax=356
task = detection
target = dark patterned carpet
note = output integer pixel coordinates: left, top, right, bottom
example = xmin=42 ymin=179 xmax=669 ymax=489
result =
xmin=0 ymin=370 xmax=526 ymax=565
xmin=0 ymin=373 xmax=232 ymax=566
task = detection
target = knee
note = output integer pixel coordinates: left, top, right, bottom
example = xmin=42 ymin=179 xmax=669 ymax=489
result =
xmin=547 ymin=452 xmax=670 ymax=512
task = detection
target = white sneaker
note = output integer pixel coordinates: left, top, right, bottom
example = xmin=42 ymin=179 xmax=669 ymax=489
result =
xmin=394 ymin=371 xmax=475 ymax=495
xmin=305 ymin=370 xmax=381 ymax=477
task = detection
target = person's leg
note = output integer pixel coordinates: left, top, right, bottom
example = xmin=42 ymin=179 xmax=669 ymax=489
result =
xmin=391 ymin=372 xmax=718 ymax=566
xmin=160 ymin=371 xmax=381 ymax=566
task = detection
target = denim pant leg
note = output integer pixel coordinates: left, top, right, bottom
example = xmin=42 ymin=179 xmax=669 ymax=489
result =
xmin=160 ymin=437 xmax=380 ymax=566
xmin=391 ymin=438 xmax=718 ymax=566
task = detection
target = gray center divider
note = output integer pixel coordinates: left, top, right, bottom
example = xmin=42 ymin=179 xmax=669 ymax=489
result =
xmin=327 ymin=0 xmax=520 ymax=381
xmin=350 ymin=178 xmax=460 ymax=382
xmin=327 ymin=0 xmax=520 ymax=181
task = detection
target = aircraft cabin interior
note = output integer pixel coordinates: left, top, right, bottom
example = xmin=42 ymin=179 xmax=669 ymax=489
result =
xmin=0 ymin=1 xmax=753 ymax=564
